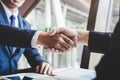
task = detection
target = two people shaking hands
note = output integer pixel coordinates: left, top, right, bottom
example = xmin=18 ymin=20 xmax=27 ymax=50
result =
xmin=37 ymin=27 xmax=86 ymax=53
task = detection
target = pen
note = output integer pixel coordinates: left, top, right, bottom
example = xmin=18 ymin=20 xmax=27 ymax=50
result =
xmin=48 ymin=74 xmax=61 ymax=80
xmin=48 ymin=74 xmax=56 ymax=76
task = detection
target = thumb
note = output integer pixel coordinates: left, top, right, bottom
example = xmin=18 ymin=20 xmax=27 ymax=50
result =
xmin=49 ymin=29 xmax=56 ymax=36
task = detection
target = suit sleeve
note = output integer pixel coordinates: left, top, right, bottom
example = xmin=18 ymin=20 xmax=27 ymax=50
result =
xmin=23 ymin=48 xmax=48 ymax=68
xmin=88 ymin=31 xmax=112 ymax=54
xmin=0 ymin=24 xmax=36 ymax=48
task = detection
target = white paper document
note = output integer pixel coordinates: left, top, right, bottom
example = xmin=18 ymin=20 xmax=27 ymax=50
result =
xmin=2 ymin=68 xmax=96 ymax=80
xmin=53 ymin=68 xmax=96 ymax=80
xmin=33 ymin=68 xmax=96 ymax=80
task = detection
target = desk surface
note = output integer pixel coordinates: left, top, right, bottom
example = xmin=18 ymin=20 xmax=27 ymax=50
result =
xmin=54 ymin=68 xmax=96 ymax=80
xmin=2 ymin=68 xmax=96 ymax=80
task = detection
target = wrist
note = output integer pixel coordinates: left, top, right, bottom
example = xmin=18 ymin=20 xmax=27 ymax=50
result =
xmin=77 ymin=30 xmax=89 ymax=46
xmin=31 ymin=31 xmax=42 ymax=48
xmin=37 ymin=32 xmax=46 ymax=46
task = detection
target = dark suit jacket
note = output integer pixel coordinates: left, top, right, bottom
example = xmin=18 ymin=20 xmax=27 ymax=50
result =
xmin=0 ymin=3 xmax=47 ymax=75
xmin=0 ymin=24 xmax=36 ymax=48
xmin=88 ymin=31 xmax=112 ymax=54
xmin=88 ymin=19 xmax=120 ymax=80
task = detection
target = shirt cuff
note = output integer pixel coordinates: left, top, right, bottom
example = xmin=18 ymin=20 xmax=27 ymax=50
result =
xmin=31 ymin=31 xmax=42 ymax=48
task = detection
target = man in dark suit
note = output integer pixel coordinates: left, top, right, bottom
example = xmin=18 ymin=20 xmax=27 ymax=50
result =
xmin=55 ymin=15 xmax=120 ymax=79
xmin=0 ymin=0 xmax=75 ymax=75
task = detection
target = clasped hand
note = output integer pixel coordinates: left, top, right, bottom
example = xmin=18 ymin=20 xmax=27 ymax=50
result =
xmin=38 ymin=28 xmax=77 ymax=53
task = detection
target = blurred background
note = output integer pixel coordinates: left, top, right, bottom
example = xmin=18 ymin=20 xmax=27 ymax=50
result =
xmin=18 ymin=0 xmax=119 ymax=71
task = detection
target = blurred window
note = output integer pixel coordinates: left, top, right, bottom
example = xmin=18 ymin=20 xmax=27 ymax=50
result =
xmin=23 ymin=0 xmax=119 ymax=70
xmin=17 ymin=0 xmax=120 ymax=69
xmin=25 ymin=0 xmax=91 ymax=69
xmin=108 ymin=0 xmax=119 ymax=32
xmin=89 ymin=0 xmax=119 ymax=69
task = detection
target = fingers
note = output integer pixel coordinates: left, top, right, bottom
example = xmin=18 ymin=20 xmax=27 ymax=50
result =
xmin=40 ymin=32 xmax=76 ymax=53
xmin=42 ymin=65 xmax=49 ymax=75
xmin=49 ymin=29 xmax=56 ymax=36
xmin=54 ymin=43 xmax=70 ymax=52
xmin=36 ymin=62 xmax=53 ymax=75
xmin=45 ymin=64 xmax=53 ymax=74
xmin=60 ymin=34 xmax=75 ymax=47
xmin=60 ymin=42 xmax=71 ymax=52
xmin=54 ymin=34 xmax=75 ymax=52
xmin=36 ymin=65 xmax=40 ymax=73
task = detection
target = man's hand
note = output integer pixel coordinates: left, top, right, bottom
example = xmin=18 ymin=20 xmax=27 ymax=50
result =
xmin=55 ymin=27 xmax=77 ymax=37
xmin=37 ymin=31 xmax=75 ymax=52
xmin=55 ymin=27 xmax=77 ymax=46
xmin=35 ymin=62 xmax=53 ymax=75
xmin=55 ymin=27 xmax=89 ymax=46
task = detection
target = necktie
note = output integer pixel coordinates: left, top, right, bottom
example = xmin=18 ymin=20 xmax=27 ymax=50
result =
xmin=9 ymin=15 xmax=16 ymax=55
xmin=10 ymin=15 xmax=16 ymax=27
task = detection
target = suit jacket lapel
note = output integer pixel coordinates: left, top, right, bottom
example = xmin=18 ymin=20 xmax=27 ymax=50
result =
xmin=0 ymin=3 xmax=10 ymax=25
xmin=0 ymin=3 xmax=13 ymax=57
xmin=18 ymin=14 xmax=24 ymax=29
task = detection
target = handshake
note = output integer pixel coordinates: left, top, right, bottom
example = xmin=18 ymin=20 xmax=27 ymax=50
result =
xmin=37 ymin=27 xmax=89 ymax=53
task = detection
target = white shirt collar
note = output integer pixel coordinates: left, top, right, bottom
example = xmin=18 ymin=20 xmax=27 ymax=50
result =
xmin=1 ymin=1 xmax=19 ymax=27
xmin=1 ymin=2 xmax=19 ymax=19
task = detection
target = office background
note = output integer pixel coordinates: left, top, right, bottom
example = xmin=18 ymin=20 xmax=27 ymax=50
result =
xmin=17 ymin=0 xmax=119 ymax=71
